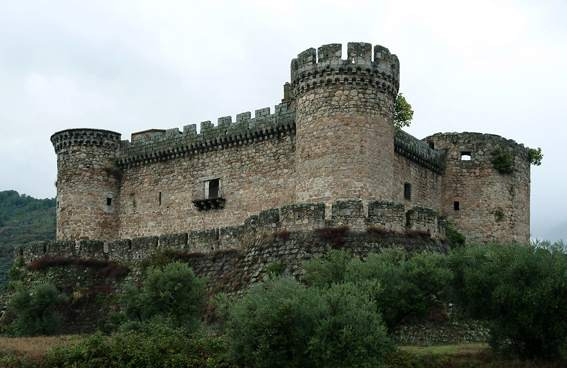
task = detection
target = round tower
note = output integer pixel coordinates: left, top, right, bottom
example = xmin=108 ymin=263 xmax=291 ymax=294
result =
xmin=426 ymin=133 xmax=531 ymax=244
xmin=51 ymin=129 xmax=122 ymax=241
xmin=290 ymin=42 xmax=400 ymax=203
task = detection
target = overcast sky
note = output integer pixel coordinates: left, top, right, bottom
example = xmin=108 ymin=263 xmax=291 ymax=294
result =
xmin=1 ymin=0 xmax=565 ymax=241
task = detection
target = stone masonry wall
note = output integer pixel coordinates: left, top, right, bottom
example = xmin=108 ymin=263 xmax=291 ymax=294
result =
xmin=426 ymin=133 xmax=530 ymax=243
xmin=49 ymin=42 xmax=532 ymax=246
xmin=52 ymin=129 xmax=122 ymax=241
xmin=293 ymin=43 xmax=399 ymax=203
xmin=118 ymin=133 xmax=296 ymax=238
xmin=18 ymin=199 xmax=447 ymax=292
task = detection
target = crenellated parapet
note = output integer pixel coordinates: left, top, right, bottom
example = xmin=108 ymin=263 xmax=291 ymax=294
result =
xmin=395 ymin=130 xmax=446 ymax=173
xmin=17 ymin=199 xmax=446 ymax=264
xmin=51 ymin=128 xmax=122 ymax=154
xmin=290 ymin=42 xmax=400 ymax=99
xmin=118 ymin=103 xmax=295 ymax=167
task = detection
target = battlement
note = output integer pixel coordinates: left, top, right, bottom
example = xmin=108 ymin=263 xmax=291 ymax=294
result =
xmin=290 ymin=42 xmax=399 ymax=98
xmin=118 ymin=103 xmax=295 ymax=167
xmin=51 ymin=128 xmax=122 ymax=154
xmin=18 ymin=199 xmax=446 ymax=264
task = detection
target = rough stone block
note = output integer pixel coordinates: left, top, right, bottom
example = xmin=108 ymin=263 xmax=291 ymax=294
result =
xmin=347 ymin=42 xmax=372 ymax=64
xmin=159 ymin=233 xmax=188 ymax=249
xmin=254 ymin=107 xmax=270 ymax=118
xmin=236 ymin=112 xmax=251 ymax=122
xmin=318 ymin=43 xmax=342 ymax=63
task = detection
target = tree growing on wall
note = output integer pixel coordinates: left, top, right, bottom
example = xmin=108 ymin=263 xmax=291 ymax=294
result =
xmin=528 ymin=147 xmax=543 ymax=166
xmin=394 ymin=93 xmax=414 ymax=129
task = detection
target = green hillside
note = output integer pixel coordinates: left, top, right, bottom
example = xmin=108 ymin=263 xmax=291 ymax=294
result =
xmin=0 ymin=190 xmax=56 ymax=288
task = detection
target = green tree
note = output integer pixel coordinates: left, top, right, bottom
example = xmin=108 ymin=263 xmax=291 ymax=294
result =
xmin=7 ymin=282 xmax=66 ymax=336
xmin=119 ymin=262 xmax=206 ymax=331
xmin=449 ymin=244 xmax=567 ymax=359
xmin=303 ymin=249 xmax=453 ymax=330
xmin=394 ymin=93 xmax=414 ymax=129
xmin=225 ymin=277 xmax=392 ymax=368
xmin=528 ymin=147 xmax=543 ymax=166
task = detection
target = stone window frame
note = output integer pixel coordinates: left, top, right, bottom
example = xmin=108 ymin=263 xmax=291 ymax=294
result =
xmin=203 ymin=177 xmax=223 ymax=199
xmin=193 ymin=177 xmax=225 ymax=211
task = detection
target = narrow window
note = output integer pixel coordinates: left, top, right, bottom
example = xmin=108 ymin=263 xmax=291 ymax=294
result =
xmin=208 ymin=179 xmax=220 ymax=199
xmin=106 ymin=197 xmax=112 ymax=206
xmin=453 ymin=201 xmax=460 ymax=211
xmin=131 ymin=194 xmax=136 ymax=209
xmin=404 ymin=183 xmax=412 ymax=200
xmin=460 ymin=152 xmax=472 ymax=161
xmin=158 ymin=192 xmax=162 ymax=206
xmin=428 ymin=141 xmax=435 ymax=149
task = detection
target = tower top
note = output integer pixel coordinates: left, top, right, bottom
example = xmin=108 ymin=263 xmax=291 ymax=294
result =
xmin=290 ymin=42 xmax=400 ymax=99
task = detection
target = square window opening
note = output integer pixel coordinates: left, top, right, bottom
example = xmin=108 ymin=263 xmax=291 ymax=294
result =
xmin=460 ymin=152 xmax=472 ymax=161
xmin=454 ymin=201 xmax=460 ymax=211
xmin=404 ymin=183 xmax=412 ymax=200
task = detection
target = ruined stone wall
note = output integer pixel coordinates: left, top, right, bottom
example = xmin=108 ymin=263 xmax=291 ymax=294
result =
xmin=51 ymin=129 xmax=122 ymax=241
xmin=426 ymin=133 xmax=530 ymax=244
xmin=292 ymin=43 xmax=399 ymax=203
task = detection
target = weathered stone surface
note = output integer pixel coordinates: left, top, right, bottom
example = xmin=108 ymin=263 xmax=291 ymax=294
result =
xmin=50 ymin=42 xmax=531 ymax=246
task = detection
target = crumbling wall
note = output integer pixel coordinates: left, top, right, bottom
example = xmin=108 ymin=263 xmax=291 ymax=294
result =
xmin=426 ymin=132 xmax=530 ymax=243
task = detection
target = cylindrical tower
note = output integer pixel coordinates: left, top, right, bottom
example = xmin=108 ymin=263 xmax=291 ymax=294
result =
xmin=51 ymin=129 xmax=122 ymax=241
xmin=426 ymin=133 xmax=531 ymax=244
xmin=290 ymin=42 xmax=400 ymax=203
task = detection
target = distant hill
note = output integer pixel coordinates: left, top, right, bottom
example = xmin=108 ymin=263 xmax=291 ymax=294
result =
xmin=0 ymin=190 xmax=56 ymax=288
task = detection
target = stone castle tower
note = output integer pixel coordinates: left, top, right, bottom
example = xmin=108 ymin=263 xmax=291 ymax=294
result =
xmin=50 ymin=42 xmax=532 ymax=245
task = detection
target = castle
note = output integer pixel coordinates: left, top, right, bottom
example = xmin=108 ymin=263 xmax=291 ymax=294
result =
xmin=49 ymin=42 xmax=531 ymax=247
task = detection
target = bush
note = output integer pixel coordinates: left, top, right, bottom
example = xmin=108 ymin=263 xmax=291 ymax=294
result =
xmin=225 ymin=277 xmax=392 ymax=368
xmin=303 ymin=249 xmax=453 ymax=330
xmin=491 ymin=148 xmax=515 ymax=174
xmin=44 ymin=321 xmax=234 ymax=368
xmin=118 ymin=261 xmax=206 ymax=331
xmin=449 ymin=244 xmax=567 ymax=360
xmin=446 ymin=223 xmax=466 ymax=248
xmin=6 ymin=282 xmax=66 ymax=336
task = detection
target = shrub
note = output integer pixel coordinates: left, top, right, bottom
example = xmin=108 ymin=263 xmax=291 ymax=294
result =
xmin=225 ymin=277 xmax=392 ymax=368
xmin=303 ymin=249 xmax=353 ymax=287
xmin=44 ymin=321 xmax=234 ymax=368
xmin=491 ymin=148 xmax=515 ymax=174
xmin=7 ymin=282 xmax=66 ymax=336
xmin=446 ymin=222 xmax=466 ymax=248
xmin=449 ymin=244 xmax=567 ymax=359
xmin=349 ymin=250 xmax=453 ymax=329
xmin=27 ymin=256 xmax=129 ymax=279
xmin=119 ymin=261 xmax=206 ymax=331
xmin=303 ymin=249 xmax=453 ymax=330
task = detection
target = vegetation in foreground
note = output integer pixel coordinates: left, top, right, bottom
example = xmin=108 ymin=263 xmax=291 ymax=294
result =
xmin=0 ymin=242 xmax=566 ymax=367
